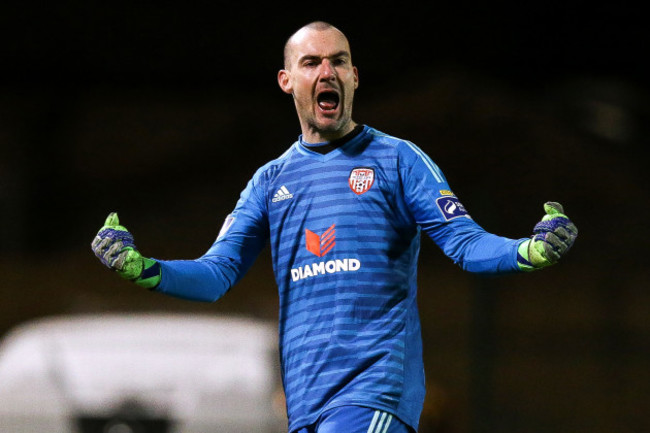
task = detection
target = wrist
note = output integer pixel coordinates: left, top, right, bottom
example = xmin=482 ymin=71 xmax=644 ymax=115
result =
xmin=516 ymin=239 xmax=535 ymax=272
xmin=134 ymin=258 xmax=162 ymax=290
xmin=115 ymin=249 xmax=161 ymax=289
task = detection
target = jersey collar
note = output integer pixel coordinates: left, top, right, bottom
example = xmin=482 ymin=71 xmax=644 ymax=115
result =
xmin=294 ymin=125 xmax=369 ymax=161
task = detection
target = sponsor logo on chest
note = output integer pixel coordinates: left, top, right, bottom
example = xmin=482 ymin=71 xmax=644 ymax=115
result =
xmin=290 ymin=223 xmax=361 ymax=282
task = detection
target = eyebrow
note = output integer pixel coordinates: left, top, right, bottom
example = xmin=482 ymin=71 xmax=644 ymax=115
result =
xmin=298 ymin=50 xmax=351 ymax=64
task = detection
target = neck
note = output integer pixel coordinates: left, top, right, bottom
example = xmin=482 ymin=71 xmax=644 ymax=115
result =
xmin=301 ymin=124 xmax=365 ymax=155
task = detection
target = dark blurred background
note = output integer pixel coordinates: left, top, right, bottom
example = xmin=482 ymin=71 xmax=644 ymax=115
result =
xmin=1 ymin=2 xmax=648 ymax=433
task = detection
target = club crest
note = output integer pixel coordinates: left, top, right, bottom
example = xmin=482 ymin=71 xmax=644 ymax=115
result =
xmin=349 ymin=167 xmax=375 ymax=195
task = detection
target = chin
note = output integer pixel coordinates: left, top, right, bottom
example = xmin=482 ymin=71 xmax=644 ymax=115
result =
xmin=317 ymin=115 xmax=348 ymax=131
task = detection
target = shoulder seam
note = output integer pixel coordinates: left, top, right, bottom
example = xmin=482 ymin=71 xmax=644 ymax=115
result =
xmin=400 ymin=140 xmax=444 ymax=183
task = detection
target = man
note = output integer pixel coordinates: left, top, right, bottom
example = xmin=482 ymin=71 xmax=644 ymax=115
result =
xmin=92 ymin=21 xmax=577 ymax=433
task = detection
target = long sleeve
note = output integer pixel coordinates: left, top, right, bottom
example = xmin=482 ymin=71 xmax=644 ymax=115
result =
xmin=424 ymin=217 xmax=524 ymax=274
xmin=398 ymin=140 xmax=524 ymax=274
xmin=154 ymin=168 xmax=270 ymax=301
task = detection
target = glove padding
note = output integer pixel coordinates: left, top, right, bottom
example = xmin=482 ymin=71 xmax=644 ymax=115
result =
xmin=517 ymin=202 xmax=578 ymax=271
xmin=91 ymin=212 xmax=161 ymax=289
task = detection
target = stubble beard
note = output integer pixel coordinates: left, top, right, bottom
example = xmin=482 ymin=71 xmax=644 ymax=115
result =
xmin=306 ymin=103 xmax=354 ymax=141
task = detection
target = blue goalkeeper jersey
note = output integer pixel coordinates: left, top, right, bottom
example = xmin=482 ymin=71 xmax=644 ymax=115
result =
xmin=155 ymin=125 xmax=524 ymax=432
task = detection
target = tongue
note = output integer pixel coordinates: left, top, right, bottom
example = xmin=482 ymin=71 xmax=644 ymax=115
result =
xmin=319 ymin=100 xmax=337 ymax=110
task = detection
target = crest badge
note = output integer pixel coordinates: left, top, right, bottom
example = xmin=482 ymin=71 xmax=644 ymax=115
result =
xmin=349 ymin=167 xmax=375 ymax=195
xmin=436 ymin=196 xmax=470 ymax=220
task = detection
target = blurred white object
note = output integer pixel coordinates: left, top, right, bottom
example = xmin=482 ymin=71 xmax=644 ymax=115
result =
xmin=0 ymin=313 xmax=287 ymax=433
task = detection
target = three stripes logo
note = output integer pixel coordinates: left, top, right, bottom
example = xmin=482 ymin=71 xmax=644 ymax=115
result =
xmin=367 ymin=410 xmax=393 ymax=433
xmin=305 ymin=224 xmax=335 ymax=257
xmin=272 ymin=185 xmax=293 ymax=202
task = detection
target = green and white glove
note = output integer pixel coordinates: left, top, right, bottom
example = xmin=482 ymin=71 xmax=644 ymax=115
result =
xmin=91 ymin=212 xmax=161 ymax=289
xmin=517 ymin=202 xmax=578 ymax=271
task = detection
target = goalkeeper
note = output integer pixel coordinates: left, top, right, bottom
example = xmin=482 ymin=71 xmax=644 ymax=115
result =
xmin=91 ymin=21 xmax=577 ymax=433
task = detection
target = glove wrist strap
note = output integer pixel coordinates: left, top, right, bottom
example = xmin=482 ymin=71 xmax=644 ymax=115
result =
xmin=133 ymin=258 xmax=162 ymax=290
xmin=516 ymin=240 xmax=536 ymax=272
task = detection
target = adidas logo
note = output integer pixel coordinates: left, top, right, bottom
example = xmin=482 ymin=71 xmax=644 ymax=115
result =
xmin=272 ymin=185 xmax=294 ymax=202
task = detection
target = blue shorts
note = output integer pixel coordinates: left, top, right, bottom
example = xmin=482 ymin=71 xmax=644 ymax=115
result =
xmin=294 ymin=405 xmax=414 ymax=433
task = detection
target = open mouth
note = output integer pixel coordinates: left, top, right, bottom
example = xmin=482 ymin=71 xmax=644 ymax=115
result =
xmin=317 ymin=91 xmax=340 ymax=111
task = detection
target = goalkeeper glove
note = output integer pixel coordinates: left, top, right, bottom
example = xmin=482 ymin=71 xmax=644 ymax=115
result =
xmin=91 ymin=212 xmax=161 ymax=289
xmin=517 ymin=202 xmax=578 ymax=271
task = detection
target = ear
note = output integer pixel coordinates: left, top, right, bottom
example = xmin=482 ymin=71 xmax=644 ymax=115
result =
xmin=353 ymin=66 xmax=359 ymax=89
xmin=278 ymin=69 xmax=293 ymax=94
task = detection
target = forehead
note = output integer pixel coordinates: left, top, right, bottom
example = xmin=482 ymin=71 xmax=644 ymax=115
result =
xmin=287 ymin=28 xmax=351 ymax=64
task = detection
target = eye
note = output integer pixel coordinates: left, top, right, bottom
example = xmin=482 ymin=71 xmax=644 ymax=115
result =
xmin=301 ymin=57 xmax=321 ymax=68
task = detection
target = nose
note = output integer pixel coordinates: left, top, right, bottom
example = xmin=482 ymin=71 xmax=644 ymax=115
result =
xmin=320 ymin=59 xmax=336 ymax=80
